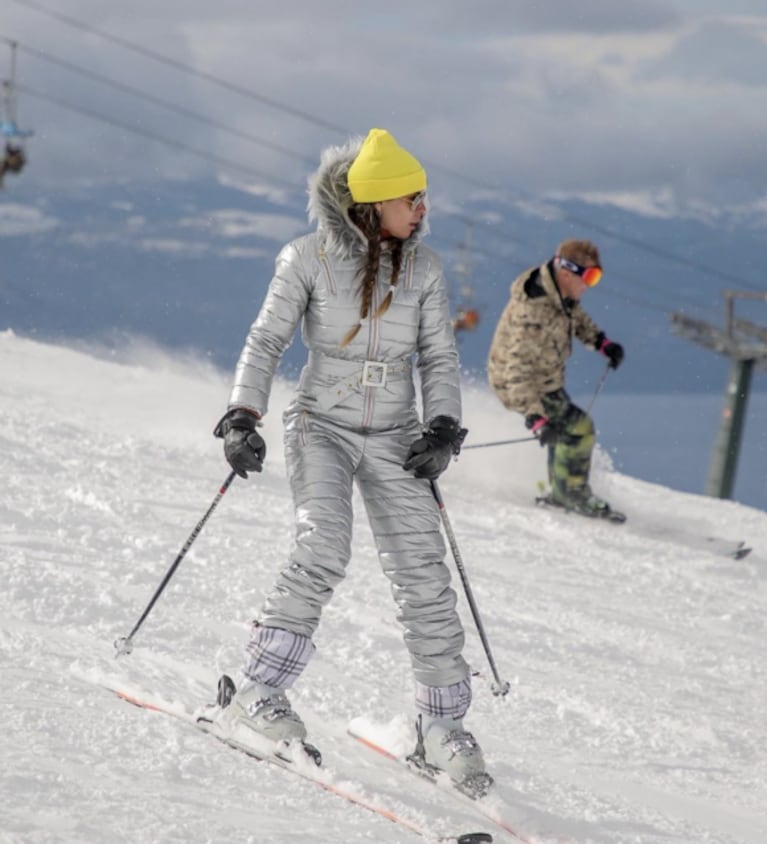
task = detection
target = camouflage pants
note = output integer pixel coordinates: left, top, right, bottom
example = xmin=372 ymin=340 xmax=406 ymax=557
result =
xmin=541 ymin=388 xmax=595 ymax=501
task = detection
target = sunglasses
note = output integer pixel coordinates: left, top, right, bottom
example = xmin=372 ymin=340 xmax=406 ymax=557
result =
xmin=402 ymin=190 xmax=427 ymax=212
xmin=557 ymin=256 xmax=602 ymax=287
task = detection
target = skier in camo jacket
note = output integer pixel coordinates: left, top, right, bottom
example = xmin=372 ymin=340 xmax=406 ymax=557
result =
xmin=487 ymin=239 xmax=625 ymax=517
xmin=213 ymin=128 xmax=490 ymax=795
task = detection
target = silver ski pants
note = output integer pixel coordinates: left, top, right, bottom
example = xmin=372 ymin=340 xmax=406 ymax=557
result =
xmin=250 ymin=409 xmax=470 ymax=690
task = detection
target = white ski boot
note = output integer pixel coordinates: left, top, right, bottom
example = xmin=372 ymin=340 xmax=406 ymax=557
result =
xmin=218 ymin=678 xmax=307 ymax=744
xmin=411 ymin=714 xmax=493 ymax=798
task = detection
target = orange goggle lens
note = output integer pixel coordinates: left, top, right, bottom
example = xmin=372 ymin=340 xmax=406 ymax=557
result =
xmin=581 ymin=265 xmax=602 ymax=287
xmin=558 ymin=256 xmax=602 ymax=287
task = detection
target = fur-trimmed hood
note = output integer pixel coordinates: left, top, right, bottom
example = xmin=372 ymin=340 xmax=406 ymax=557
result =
xmin=306 ymin=136 xmax=429 ymax=259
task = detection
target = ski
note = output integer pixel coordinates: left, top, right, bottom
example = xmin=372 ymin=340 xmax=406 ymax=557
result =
xmin=348 ymin=719 xmax=536 ymax=844
xmin=535 ymin=492 xmax=753 ymax=559
xmin=534 ymin=493 xmax=627 ymax=523
xmin=104 ymin=676 xmax=493 ymax=844
xmin=703 ymin=537 xmax=752 ymax=560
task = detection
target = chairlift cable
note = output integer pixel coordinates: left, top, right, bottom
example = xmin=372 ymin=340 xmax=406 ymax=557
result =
xmin=8 ymin=0 xmax=347 ymax=134
xmin=9 ymin=0 xmax=759 ymax=293
xmin=18 ymin=83 xmax=301 ymax=190
xmin=0 ymin=36 xmax=315 ymax=166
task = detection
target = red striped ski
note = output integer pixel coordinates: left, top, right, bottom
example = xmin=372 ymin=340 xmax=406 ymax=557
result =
xmin=348 ymin=719 xmax=541 ymax=844
xmin=105 ymin=681 xmax=493 ymax=844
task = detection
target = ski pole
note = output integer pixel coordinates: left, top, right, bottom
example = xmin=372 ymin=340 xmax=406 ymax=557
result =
xmin=114 ymin=471 xmax=237 ymax=657
xmin=429 ymin=480 xmax=510 ymax=697
xmin=465 ymin=362 xmax=612 ymax=452
xmin=585 ymin=362 xmax=611 ymax=414
xmin=462 ymin=435 xmax=536 ymax=450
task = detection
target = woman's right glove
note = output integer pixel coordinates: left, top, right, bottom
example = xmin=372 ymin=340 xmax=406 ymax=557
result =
xmin=213 ymin=408 xmax=266 ymax=478
xmin=403 ymin=416 xmax=468 ymax=480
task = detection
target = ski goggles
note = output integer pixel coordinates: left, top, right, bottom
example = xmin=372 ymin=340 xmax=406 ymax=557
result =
xmin=557 ymin=256 xmax=602 ymax=287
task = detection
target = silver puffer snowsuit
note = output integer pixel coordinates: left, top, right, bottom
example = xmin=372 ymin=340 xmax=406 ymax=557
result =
xmin=226 ymin=138 xmax=470 ymax=711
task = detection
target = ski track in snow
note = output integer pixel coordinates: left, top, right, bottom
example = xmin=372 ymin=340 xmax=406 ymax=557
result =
xmin=1 ymin=330 xmax=766 ymax=844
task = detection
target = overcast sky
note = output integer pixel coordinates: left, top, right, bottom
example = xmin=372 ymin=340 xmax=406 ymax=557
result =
xmin=3 ymin=0 xmax=767 ymax=218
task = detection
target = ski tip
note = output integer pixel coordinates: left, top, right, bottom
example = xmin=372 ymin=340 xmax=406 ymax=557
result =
xmin=111 ymin=688 xmax=170 ymax=715
xmin=454 ymin=834 xmax=493 ymax=844
xmin=733 ymin=547 xmax=753 ymax=560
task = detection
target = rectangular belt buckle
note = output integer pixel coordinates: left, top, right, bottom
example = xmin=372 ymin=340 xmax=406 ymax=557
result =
xmin=362 ymin=360 xmax=387 ymax=387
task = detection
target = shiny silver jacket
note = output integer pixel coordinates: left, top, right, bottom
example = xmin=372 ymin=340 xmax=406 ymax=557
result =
xmin=228 ymin=137 xmax=461 ymax=432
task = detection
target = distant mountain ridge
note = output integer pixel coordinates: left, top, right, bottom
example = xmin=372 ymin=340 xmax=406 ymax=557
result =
xmin=2 ymin=177 xmax=765 ymax=395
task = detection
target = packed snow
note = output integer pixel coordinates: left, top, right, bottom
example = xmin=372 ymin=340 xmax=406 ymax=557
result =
xmin=1 ymin=329 xmax=765 ymax=844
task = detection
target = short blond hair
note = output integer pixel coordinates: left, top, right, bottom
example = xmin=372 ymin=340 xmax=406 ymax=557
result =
xmin=556 ymin=239 xmax=600 ymax=266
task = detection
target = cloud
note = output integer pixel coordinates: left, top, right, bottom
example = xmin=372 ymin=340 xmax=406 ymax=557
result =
xmin=0 ymin=203 xmax=59 ymax=236
xmin=640 ymin=20 xmax=767 ymax=86
xmin=4 ymin=1 xmax=767 ymax=212
xmin=137 ymin=237 xmax=210 ymax=256
xmin=418 ymin=0 xmax=679 ymax=35
xmin=547 ymin=187 xmax=712 ymax=222
xmin=178 ymin=209 xmax=307 ymax=243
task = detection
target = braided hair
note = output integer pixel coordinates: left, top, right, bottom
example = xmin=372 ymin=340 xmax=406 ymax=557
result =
xmin=340 ymin=203 xmax=403 ymax=348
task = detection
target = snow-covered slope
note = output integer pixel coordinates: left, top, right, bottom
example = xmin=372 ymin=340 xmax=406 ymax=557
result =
xmin=1 ymin=330 xmax=765 ymax=843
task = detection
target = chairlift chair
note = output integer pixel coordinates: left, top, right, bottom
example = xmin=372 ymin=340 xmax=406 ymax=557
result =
xmin=1 ymin=42 xmax=33 ymax=184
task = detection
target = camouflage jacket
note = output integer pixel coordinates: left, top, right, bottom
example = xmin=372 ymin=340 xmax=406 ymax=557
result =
xmin=487 ymin=260 xmax=604 ymax=417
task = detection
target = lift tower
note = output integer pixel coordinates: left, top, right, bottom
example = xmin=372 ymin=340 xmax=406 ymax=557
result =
xmin=671 ymin=292 xmax=767 ymax=499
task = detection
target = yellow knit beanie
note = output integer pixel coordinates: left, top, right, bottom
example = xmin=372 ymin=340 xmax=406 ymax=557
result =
xmin=347 ymin=128 xmax=427 ymax=203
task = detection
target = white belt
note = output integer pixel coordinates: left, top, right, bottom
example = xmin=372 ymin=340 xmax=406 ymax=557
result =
xmin=307 ymin=356 xmax=412 ymax=411
xmin=362 ymin=360 xmax=394 ymax=387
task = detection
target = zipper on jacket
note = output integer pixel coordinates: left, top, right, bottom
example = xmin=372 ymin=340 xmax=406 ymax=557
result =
xmin=318 ymin=246 xmax=337 ymax=294
xmin=361 ymin=280 xmax=382 ymax=429
xmin=405 ymin=252 xmax=414 ymax=289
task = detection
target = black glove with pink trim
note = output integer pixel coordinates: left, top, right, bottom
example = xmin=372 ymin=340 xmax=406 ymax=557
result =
xmin=597 ymin=334 xmax=624 ymax=370
xmin=525 ymin=414 xmax=558 ymax=447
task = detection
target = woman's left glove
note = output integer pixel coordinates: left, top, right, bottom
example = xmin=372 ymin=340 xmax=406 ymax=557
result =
xmin=213 ymin=408 xmax=266 ymax=478
xmin=403 ymin=416 xmax=468 ymax=480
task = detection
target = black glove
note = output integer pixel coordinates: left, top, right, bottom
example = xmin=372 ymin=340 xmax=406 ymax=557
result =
xmin=598 ymin=336 xmax=624 ymax=370
xmin=403 ymin=415 xmax=468 ymax=480
xmin=213 ymin=408 xmax=266 ymax=479
xmin=525 ymin=414 xmax=558 ymax=447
